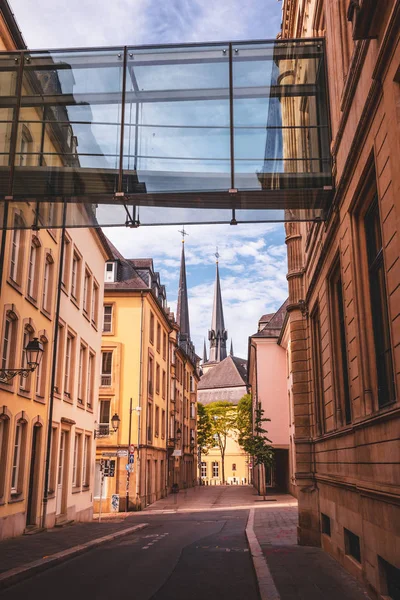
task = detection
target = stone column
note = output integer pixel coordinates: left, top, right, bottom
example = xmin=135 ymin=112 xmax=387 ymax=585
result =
xmin=285 ymin=222 xmax=320 ymax=547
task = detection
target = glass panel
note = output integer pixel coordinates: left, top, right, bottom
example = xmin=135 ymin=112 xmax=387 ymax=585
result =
xmin=13 ymin=49 xmax=124 ymax=197
xmin=123 ymin=45 xmax=230 ymax=194
xmin=0 ymin=40 xmax=332 ymax=224
xmin=232 ymin=41 xmax=331 ymax=193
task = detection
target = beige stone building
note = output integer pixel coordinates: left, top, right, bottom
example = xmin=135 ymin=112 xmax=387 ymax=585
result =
xmin=281 ymin=0 xmax=400 ymax=596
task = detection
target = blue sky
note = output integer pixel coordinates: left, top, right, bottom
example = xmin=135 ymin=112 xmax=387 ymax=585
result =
xmin=10 ymin=0 xmax=288 ymax=358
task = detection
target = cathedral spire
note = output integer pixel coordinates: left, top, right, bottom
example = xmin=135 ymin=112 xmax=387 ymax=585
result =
xmin=203 ymin=338 xmax=208 ymax=363
xmin=176 ymin=227 xmax=192 ymax=354
xmin=230 ymin=339 xmax=234 ymax=356
xmin=208 ymin=250 xmax=227 ymax=362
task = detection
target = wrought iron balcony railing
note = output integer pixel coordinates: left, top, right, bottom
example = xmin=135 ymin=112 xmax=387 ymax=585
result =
xmin=0 ymin=39 xmax=332 ymax=228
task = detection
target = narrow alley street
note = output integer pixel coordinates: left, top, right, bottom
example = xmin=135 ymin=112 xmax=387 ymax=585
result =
xmin=0 ymin=486 xmax=374 ymax=600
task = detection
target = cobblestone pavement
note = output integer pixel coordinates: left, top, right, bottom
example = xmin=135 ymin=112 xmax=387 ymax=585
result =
xmin=253 ymin=503 xmax=373 ymax=600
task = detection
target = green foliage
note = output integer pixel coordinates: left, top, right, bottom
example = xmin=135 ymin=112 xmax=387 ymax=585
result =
xmin=197 ymin=402 xmax=213 ymax=454
xmin=204 ymin=400 xmax=237 ymax=483
xmin=237 ymin=393 xmax=274 ymax=468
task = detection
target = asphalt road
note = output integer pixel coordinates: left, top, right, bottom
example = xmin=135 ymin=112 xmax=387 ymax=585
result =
xmin=0 ymin=509 xmax=260 ymax=600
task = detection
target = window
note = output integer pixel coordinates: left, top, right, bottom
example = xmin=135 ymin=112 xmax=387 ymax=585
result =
xmin=147 ymin=401 xmax=153 ymax=442
xmin=190 ymin=375 xmax=195 ymax=392
xmin=27 ymin=236 xmax=41 ymax=300
xmin=365 ymin=199 xmax=396 ymax=407
xmin=103 ymin=305 xmax=113 ymax=333
xmin=78 ymin=343 xmax=87 ymax=404
xmin=72 ymin=433 xmax=81 ymax=487
xmin=83 ymin=268 xmax=91 ymax=314
xmin=163 ymin=333 xmax=167 ymax=360
xmin=0 ymin=416 xmax=10 ymax=498
xmin=212 ymin=462 xmax=219 ymax=478
xmin=162 ymin=370 xmax=166 ymax=399
xmin=169 ymin=415 xmax=174 ymax=440
xmin=91 ymin=281 xmax=99 ymax=325
xmin=321 ymin=513 xmax=331 ymax=536
xmin=104 ymin=262 xmax=116 ymax=282
xmin=1 ymin=310 xmax=18 ymax=374
xmin=82 ymin=435 xmax=90 ymax=487
xmin=149 ymin=312 xmax=154 ymax=345
xmin=48 ymin=427 xmax=58 ymax=494
xmin=11 ymin=420 xmax=26 ymax=494
xmin=201 ymin=462 xmax=207 ymax=478
xmin=64 ymin=332 xmax=75 ymax=398
xmin=155 ymin=405 xmax=160 ymax=437
xmin=9 ymin=213 xmax=26 ymax=286
xmin=330 ymin=261 xmax=351 ymax=424
xmin=378 ymin=556 xmax=400 ymax=600
xmin=156 ymin=323 xmax=161 ymax=353
xmin=87 ymin=351 xmax=95 ymax=408
xmin=61 ymin=236 xmax=71 ymax=289
xmin=99 ymin=399 xmax=111 ymax=435
xmin=42 ymin=253 xmax=54 ymax=314
xmin=71 ymin=250 xmax=81 ymax=301
xmin=344 ymin=528 xmax=361 ymax=563
xmin=101 ymin=351 xmax=112 ymax=387
xmin=311 ymin=306 xmax=325 ymax=434
xmin=156 ymin=363 xmax=160 ymax=395
xmin=54 ymin=322 xmax=64 ymax=394
xmin=19 ymin=124 xmax=32 ymax=166
xmin=35 ymin=337 xmax=47 ymax=398
xmin=161 ymin=410 xmax=165 ymax=439
xmin=148 ymin=355 xmax=154 ymax=396
xmin=19 ymin=327 xmax=33 ymax=392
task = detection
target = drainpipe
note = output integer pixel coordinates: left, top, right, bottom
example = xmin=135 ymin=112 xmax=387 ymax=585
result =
xmin=135 ymin=291 xmax=144 ymax=509
xmin=41 ymin=199 xmax=67 ymax=529
xmin=165 ymin=330 xmax=170 ymax=497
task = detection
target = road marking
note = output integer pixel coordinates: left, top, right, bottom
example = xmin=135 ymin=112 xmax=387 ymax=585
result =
xmin=246 ymin=508 xmax=280 ymax=600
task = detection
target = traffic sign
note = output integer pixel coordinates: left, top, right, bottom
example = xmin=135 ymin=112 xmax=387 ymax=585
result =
xmin=129 ymin=444 xmax=135 ymax=453
xmin=129 ymin=454 xmax=134 ymax=464
xmin=117 ymin=449 xmax=128 ymax=457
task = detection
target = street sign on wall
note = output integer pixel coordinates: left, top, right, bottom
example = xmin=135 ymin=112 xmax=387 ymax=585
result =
xmin=117 ymin=449 xmax=128 ymax=457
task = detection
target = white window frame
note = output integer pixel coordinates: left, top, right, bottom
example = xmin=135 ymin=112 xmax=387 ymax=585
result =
xmin=201 ymin=462 xmax=207 ymax=478
xmin=102 ymin=305 xmax=113 ymax=333
xmin=212 ymin=461 xmax=219 ymax=478
xmin=11 ymin=423 xmax=22 ymax=492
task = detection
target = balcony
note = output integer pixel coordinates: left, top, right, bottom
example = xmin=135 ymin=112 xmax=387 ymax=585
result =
xmin=0 ymin=39 xmax=332 ymax=228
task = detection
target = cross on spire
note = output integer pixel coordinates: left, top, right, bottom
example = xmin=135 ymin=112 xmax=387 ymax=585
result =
xmin=178 ymin=226 xmax=189 ymax=243
xmin=215 ymin=247 xmax=220 ymax=263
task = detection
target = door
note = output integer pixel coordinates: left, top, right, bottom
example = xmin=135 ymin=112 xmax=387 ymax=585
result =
xmin=56 ymin=431 xmax=65 ymax=515
xmin=26 ymin=424 xmax=40 ymax=526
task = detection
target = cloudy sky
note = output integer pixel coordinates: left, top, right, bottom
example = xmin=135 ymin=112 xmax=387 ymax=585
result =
xmin=10 ymin=0 xmax=288 ymax=358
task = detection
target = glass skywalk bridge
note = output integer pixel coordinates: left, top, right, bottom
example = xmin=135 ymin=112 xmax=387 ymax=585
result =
xmin=0 ymin=39 xmax=332 ymax=229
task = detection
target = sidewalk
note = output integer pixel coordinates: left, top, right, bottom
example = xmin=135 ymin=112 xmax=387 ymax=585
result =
xmin=252 ymin=504 xmax=374 ymax=600
xmin=0 ymin=516 xmax=147 ymax=584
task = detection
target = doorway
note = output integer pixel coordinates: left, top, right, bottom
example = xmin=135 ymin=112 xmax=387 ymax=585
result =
xmin=26 ymin=423 xmax=41 ymax=527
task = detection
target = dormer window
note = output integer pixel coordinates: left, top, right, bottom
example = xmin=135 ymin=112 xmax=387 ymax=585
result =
xmin=104 ymin=262 xmax=116 ymax=283
xmin=347 ymin=0 xmax=380 ymax=41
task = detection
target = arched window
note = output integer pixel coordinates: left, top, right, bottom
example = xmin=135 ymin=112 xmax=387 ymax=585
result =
xmin=26 ymin=235 xmax=42 ymax=301
xmin=9 ymin=212 xmax=26 ymax=287
xmin=20 ymin=321 xmax=35 ymax=393
xmin=1 ymin=307 xmax=19 ymax=375
xmin=35 ymin=332 xmax=48 ymax=399
xmin=0 ymin=409 xmax=11 ymax=499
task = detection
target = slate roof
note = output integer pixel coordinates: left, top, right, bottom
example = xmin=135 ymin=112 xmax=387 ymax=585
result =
xmin=105 ymin=238 xmax=149 ymax=291
xmin=251 ymin=299 xmax=289 ymax=338
xmin=198 ymin=355 xmax=247 ymax=390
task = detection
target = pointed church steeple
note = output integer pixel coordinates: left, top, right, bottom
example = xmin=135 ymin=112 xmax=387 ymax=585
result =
xmin=176 ymin=238 xmax=190 ymax=340
xmin=230 ymin=339 xmax=234 ymax=356
xmin=208 ymin=250 xmax=228 ymax=362
xmin=203 ymin=339 xmax=208 ymax=364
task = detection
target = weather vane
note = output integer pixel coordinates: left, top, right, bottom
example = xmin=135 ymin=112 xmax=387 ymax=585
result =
xmin=215 ymin=246 xmax=220 ymax=263
xmin=178 ymin=225 xmax=189 ymax=243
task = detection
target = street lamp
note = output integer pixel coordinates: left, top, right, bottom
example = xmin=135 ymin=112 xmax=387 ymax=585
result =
xmin=94 ymin=412 xmax=120 ymax=438
xmin=0 ymin=337 xmax=43 ymax=383
xmin=111 ymin=413 xmax=120 ymax=432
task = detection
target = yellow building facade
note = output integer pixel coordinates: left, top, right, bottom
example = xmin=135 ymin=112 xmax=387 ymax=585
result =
xmin=95 ymin=249 xmax=199 ymax=512
xmin=0 ymin=4 xmax=111 ymax=538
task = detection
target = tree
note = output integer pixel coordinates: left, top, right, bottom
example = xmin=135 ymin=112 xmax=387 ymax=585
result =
xmin=197 ymin=402 xmax=213 ymax=453
xmin=205 ymin=401 xmax=237 ymax=484
xmin=237 ymin=394 xmax=274 ymax=497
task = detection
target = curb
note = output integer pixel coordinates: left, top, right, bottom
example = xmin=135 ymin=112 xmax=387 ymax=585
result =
xmin=246 ymin=508 xmax=280 ymax=600
xmin=0 ymin=523 xmax=148 ymax=591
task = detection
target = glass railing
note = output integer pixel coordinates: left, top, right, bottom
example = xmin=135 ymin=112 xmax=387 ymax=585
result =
xmin=0 ymin=39 xmax=332 ymax=227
